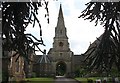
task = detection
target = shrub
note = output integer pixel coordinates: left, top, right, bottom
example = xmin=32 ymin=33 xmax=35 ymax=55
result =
xmin=31 ymin=72 xmax=36 ymax=78
xmin=87 ymin=79 xmax=93 ymax=83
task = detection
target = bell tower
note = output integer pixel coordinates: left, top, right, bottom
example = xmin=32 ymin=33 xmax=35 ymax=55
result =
xmin=53 ymin=4 xmax=70 ymax=51
xmin=48 ymin=4 xmax=74 ymax=76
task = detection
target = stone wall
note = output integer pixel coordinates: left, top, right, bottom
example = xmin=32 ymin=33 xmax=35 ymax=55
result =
xmin=8 ymin=51 xmax=25 ymax=81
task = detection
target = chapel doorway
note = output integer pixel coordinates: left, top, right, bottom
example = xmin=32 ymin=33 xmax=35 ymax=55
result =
xmin=56 ymin=61 xmax=66 ymax=76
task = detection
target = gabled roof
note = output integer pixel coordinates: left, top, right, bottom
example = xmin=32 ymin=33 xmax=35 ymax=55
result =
xmin=37 ymin=54 xmax=50 ymax=64
xmin=84 ymin=34 xmax=103 ymax=56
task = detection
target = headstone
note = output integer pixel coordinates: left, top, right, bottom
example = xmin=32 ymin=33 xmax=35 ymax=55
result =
xmin=103 ymin=77 xmax=107 ymax=83
xmin=96 ymin=79 xmax=101 ymax=83
xmin=115 ymin=77 xmax=119 ymax=83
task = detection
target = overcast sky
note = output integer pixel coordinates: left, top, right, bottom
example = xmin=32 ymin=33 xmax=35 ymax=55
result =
xmin=25 ymin=0 xmax=104 ymax=55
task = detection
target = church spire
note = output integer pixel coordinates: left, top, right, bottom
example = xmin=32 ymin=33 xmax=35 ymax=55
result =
xmin=48 ymin=4 xmax=71 ymax=54
xmin=59 ymin=4 xmax=63 ymax=20
xmin=55 ymin=4 xmax=67 ymax=38
xmin=57 ymin=4 xmax=65 ymax=27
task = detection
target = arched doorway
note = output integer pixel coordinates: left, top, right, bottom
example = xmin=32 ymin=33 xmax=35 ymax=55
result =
xmin=56 ymin=61 xmax=66 ymax=76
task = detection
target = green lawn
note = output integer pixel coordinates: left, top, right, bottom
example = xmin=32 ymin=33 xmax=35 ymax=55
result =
xmin=75 ymin=77 xmax=120 ymax=83
xmin=75 ymin=77 xmax=100 ymax=83
xmin=75 ymin=77 xmax=107 ymax=83
xmin=75 ymin=77 xmax=88 ymax=83
xmin=25 ymin=77 xmax=54 ymax=83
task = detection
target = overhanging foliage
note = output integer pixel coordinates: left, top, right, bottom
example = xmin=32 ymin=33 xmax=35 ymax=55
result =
xmin=80 ymin=2 xmax=120 ymax=72
xmin=2 ymin=1 xmax=49 ymax=61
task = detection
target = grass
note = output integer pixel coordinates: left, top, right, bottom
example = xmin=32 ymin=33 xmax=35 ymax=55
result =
xmin=75 ymin=77 xmax=120 ymax=83
xmin=75 ymin=77 xmax=88 ymax=83
xmin=75 ymin=77 xmax=100 ymax=83
xmin=75 ymin=77 xmax=110 ymax=83
xmin=24 ymin=77 xmax=54 ymax=83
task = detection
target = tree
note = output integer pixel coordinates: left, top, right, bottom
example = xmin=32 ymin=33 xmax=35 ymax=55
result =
xmin=2 ymin=1 xmax=49 ymax=60
xmin=2 ymin=1 xmax=49 ymax=82
xmin=79 ymin=2 xmax=120 ymax=73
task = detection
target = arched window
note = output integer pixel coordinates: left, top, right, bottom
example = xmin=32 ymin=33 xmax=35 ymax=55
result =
xmin=59 ymin=42 xmax=63 ymax=47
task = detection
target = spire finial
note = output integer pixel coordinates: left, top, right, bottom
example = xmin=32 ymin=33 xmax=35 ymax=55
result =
xmin=58 ymin=3 xmax=63 ymax=19
xmin=60 ymin=2 xmax=62 ymax=6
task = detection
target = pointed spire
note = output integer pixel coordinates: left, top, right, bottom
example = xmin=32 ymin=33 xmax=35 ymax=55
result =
xmin=58 ymin=4 xmax=64 ymax=19
xmin=57 ymin=4 xmax=65 ymax=27
xmin=55 ymin=4 xmax=68 ymax=39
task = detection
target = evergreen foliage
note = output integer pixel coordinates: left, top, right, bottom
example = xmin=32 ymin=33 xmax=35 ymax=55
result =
xmin=80 ymin=2 xmax=120 ymax=72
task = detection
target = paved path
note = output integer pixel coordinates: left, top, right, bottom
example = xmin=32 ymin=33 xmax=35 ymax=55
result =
xmin=54 ymin=76 xmax=79 ymax=83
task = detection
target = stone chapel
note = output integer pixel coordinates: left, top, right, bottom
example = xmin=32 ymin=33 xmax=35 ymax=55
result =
xmin=33 ymin=4 xmax=85 ymax=77
xmin=47 ymin=4 xmax=74 ymax=76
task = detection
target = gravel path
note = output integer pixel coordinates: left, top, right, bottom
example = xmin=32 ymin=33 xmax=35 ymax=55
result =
xmin=54 ymin=76 xmax=79 ymax=83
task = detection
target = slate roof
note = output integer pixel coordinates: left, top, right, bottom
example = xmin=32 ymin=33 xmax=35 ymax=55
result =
xmin=34 ymin=55 xmax=50 ymax=64
xmin=84 ymin=34 xmax=103 ymax=56
xmin=33 ymin=55 xmax=42 ymax=63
